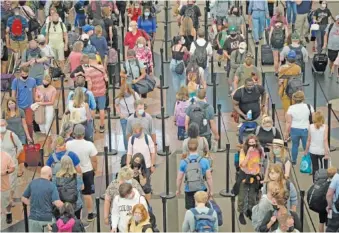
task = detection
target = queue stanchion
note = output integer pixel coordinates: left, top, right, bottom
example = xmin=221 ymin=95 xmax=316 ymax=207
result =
xmin=231 ymin=195 xmax=236 ymax=232
xmin=262 ymin=72 xmax=266 ymax=89
xmin=116 ymin=49 xmax=121 ymax=88
xmin=207 ymin=55 xmax=215 ymax=86
xmin=164 ymin=0 xmax=169 ymax=62
xmin=156 ymin=75 xmax=169 ymax=119
xmin=104 ymin=146 xmax=109 ymax=188
xmin=106 ymin=107 xmax=118 ymax=155
xmin=255 ymin=45 xmax=258 ymax=67
xmin=300 ymin=190 xmax=305 ymax=232
xmin=212 ymin=73 xmax=217 ymax=115
xmin=23 ymin=203 xmax=29 ymax=232
xmin=55 ymin=108 xmax=59 ymax=135
xmin=157 ymin=107 xmax=171 ymax=156
xmin=107 ymin=63 xmax=114 ymax=86
xmin=60 ymin=74 xmax=66 ymax=113
xmin=121 ymin=27 xmax=125 ymax=62
xmin=157 ymin=48 xmax=169 ymax=89
xmin=217 ymin=104 xmax=226 ymax=152
xmin=111 ymin=72 xmax=119 ymax=119
xmin=220 ymin=143 xmax=231 ymax=194
xmin=272 ymin=103 xmax=276 ymax=126
xmin=313 ymin=72 xmax=317 ymax=111
xmin=328 ymin=103 xmax=336 ymax=152
xmin=160 ymin=146 xmax=176 ymax=232
xmin=96 ymin=197 xmax=101 ymax=232
xmin=39 ymin=148 xmax=44 ymax=167
xmin=204 ymin=6 xmax=208 ymax=41
xmin=246 ymin=24 xmax=249 ymax=51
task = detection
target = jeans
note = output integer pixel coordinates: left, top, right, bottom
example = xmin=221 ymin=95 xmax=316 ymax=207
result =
xmin=24 ymin=107 xmax=34 ymax=138
xmin=39 ymin=105 xmax=54 ymax=135
xmin=170 ymin=59 xmax=186 ymax=93
xmin=120 ymin=118 xmax=128 ymax=151
xmin=203 ymin=66 xmax=209 ymax=83
xmin=29 ymin=219 xmax=53 ymax=232
xmin=251 ymin=11 xmax=266 ymax=42
xmin=290 ymin=127 xmax=308 ymax=163
xmin=237 ymin=182 xmax=257 ymax=213
xmin=316 ymin=25 xmax=327 ymax=54
xmin=286 ymin=1 xmax=297 ymax=24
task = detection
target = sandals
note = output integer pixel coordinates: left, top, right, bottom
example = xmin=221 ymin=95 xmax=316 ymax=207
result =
xmin=17 ymin=172 xmax=24 ymax=177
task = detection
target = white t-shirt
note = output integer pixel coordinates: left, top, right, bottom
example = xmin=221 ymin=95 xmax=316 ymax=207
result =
xmin=189 ymin=38 xmax=213 ymax=67
xmin=287 ymin=103 xmax=314 ymax=129
xmin=66 ymin=139 xmax=98 ymax=173
xmin=127 ymin=134 xmax=155 ymax=168
xmin=309 ymin=124 xmax=326 ymax=155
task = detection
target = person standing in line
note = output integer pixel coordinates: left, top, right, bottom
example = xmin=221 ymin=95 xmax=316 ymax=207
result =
xmin=323 ymin=15 xmax=339 ymax=77
xmin=66 ymin=124 xmax=98 ymax=222
xmin=1 ymin=151 xmax=16 ymax=224
xmin=326 ymin=172 xmax=339 ymax=232
xmin=313 ymin=1 xmax=332 ymax=53
xmin=286 ymin=0 xmax=297 ymax=31
xmin=21 ymin=166 xmax=64 ymax=232
xmin=295 ymin=0 xmax=313 ymax=44
xmin=248 ymin=0 xmax=269 ymax=45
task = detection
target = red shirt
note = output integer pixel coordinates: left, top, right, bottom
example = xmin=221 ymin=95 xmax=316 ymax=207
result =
xmin=124 ymin=29 xmax=150 ymax=49
xmin=128 ymin=7 xmax=142 ymax=22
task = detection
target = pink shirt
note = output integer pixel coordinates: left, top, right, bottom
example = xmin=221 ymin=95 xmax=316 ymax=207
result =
xmin=134 ymin=46 xmax=153 ymax=68
xmin=37 ymin=86 xmax=57 ymax=103
xmin=127 ymin=134 xmax=155 ymax=168
xmin=269 ymin=15 xmax=288 ymax=29
xmin=69 ymin=52 xmax=82 ymax=72
xmin=1 ymin=151 xmax=15 ymax=191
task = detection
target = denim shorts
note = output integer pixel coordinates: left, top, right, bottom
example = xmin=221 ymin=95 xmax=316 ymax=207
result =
xmin=95 ymin=96 xmax=106 ymax=110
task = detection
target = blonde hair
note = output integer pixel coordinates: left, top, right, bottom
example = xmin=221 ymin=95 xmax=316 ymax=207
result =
xmin=73 ymin=87 xmax=85 ymax=108
xmin=56 ymin=155 xmax=77 ymax=178
xmin=327 ymin=167 xmax=337 ymax=179
xmin=313 ymin=111 xmax=325 ymax=129
xmin=176 ymin=86 xmax=189 ymax=101
xmin=117 ymin=167 xmax=134 ymax=181
xmin=136 ymin=36 xmax=146 ymax=46
xmin=5 ymin=98 xmax=20 ymax=119
xmin=269 ymin=145 xmax=288 ymax=164
xmin=194 ymin=191 xmax=208 ymax=204
xmin=43 ymin=74 xmax=52 ymax=83
xmin=261 ymin=115 xmax=273 ymax=128
xmin=95 ymin=25 xmax=102 ymax=35
xmin=102 ymin=7 xmax=111 ymax=17
xmin=132 ymin=123 xmax=143 ymax=132
xmin=181 ymin=17 xmax=193 ymax=36
xmin=73 ymin=41 xmax=84 ymax=53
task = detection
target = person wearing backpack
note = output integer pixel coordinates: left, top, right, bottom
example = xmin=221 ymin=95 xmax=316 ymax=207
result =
xmin=285 ymin=91 xmax=314 ymax=165
xmin=6 ymin=7 xmax=29 ymax=53
xmin=255 ymin=115 xmax=282 ymax=150
xmin=179 ymin=0 xmax=201 ymax=31
xmin=185 ymin=89 xmax=219 ymax=149
xmin=278 ymin=50 xmax=302 ymax=113
xmin=273 ymin=213 xmax=301 ymax=233
xmin=214 ymin=24 xmax=228 ymax=68
xmin=323 ymin=15 xmax=339 ymax=77
xmin=190 ymin=29 xmax=213 ymax=82
xmin=176 ymin=138 xmax=213 ymax=210
xmin=182 ymin=191 xmax=218 ymax=232
xmin=89 ymin=25 xmax=108 ymax=65
xmin=102 ymin=7 xmax=118 ymax=49
xmin=229 ymin=42 xmax=247 ymax=85
xmin=326 ymin=168 xmax=339 ymax=232
xmin=174 ymin=87 xmax=190 ymax=140
xmin=128 ymin=204 xmax=154 ymax=233
xmin=120 ymin=49 xmax=147 ymax=88
xmin=269 ymin=9 xmax=289 ymax=76
xmin=182 ymin=122 xmax=210 ymax=159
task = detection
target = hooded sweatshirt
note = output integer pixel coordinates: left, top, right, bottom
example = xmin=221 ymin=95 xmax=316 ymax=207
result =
xmin=252 ymin=194 xmax=274 ymax=232
xmin=111 ymin=188 xmax=148 ymax=232
xmin=52 ymin=216 xmax=84 ymax=232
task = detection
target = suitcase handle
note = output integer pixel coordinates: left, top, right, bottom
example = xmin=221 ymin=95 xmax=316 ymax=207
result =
xmin=319 ymin=156 xmax=331 ymax=169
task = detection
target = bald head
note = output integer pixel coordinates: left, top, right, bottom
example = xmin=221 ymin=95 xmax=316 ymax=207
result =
xmin=41 ymin=166 xmax=52 ymax=180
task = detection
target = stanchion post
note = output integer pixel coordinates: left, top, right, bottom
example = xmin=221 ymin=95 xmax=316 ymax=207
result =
xmin=231 ymin=195 xmax=236 ymax=232
xmin=117 ymin=48 xmax=121 ymax=88
xmin=204 ymin=7 xmax=208 ymax=41
xmin=255 ymin=46 xmax=258 ymax=67
xmin=23 ymin=203 xmax=29 ymax=232
xmin=164 ymin=0 xmax=169 ymax=61
xmin=212 ymin=74 xmax=217 ymax=115
xmin=220 ymin=144 xmax=231 ymax=196
xmin=158 ymin=107 xmax=170 ymax=156
xmin=302 ymin=65 xmax=305 ymax=84
xmin=96 ymin=197 xmax=101 ymax=232
xmin=217 ymin=104 xmax=226 ymax=152
xmin=106 ymin=108 xmax=118 ymax=155
xmin=60 ymin=74 xmax=66 ymax=113
xmin=207 ymin=55 xmax=215 ymax=86
xmin=246 ymin=24 xmax=249 ymax=51
xmin=121 ymin=27 xmax=125 ymax=61
xmin=313 ymin=73 xmax=317 ymax=111
xmin=272 ymin=103 xmax=276 ymax=126
xmin=108 ymin=63 xmax=113 ymax=85
xmin=39 ymin=148 xmax=44 ymax=167
xmin=156 ymin=75 xmax=169 ymax=119
xmin=300 ymin=190 xmax=305 ymax=232
xmin=328 ymin=103 xmax=333 ymax=150
xmin=262 ymin=72 xmax=266 ymax=89
xmin=111 ymin=72 xmax=119 ymax=118
xmin=104 ymin=146 xmax=109 ymax=188
xmin=55 ymin=108 xmax=59 ymax=135
xmin=158 ymin=48 xmax=169 ymax=89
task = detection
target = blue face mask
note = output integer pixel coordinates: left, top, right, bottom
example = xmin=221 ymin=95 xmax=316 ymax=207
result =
xmin=134 ymin=132 xmax=142 ymax=138
xmin=144 ymin=12 xmax=150 ymax=17
xmin=125 ymin=179 xmax=133 ymax=184
xmin=138 ymin=109 xmax=144 ymax=116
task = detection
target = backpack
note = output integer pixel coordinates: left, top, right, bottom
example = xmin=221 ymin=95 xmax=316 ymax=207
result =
xmin=307 ymin=177 xmax=329 ymax=213
xmin=144 ymin=198 xmax=160 ymax=232
xmin=285 ymin=76 xmax=303 ymax=98
xmin=255 ymin=126 xmax=277 ymax=137
xmin=184 ymin=5 xmax=197 ymax=27
xmin=51 ymin=151 xmax=69 ymax=179
xmin=108 ymin=47 xmax=118 ymax=64
xmin=289 ymin=45 xmax=304 ymax=69
xmin=206 ymin=200 xmax=223 ymax=226
xmin=174 ymin=46 xmax=185 ymax=74
xmin=271 ymin=27 xmax=285 ymax=49
xmin=184 ymin=156 xmax=205 ymax=192
xmin=11 ymin=17 xmax=23 ymax=37
xmin=190 ymin=208 xmax=216 ymax=232
xmin=193 ymin=41 xmax=208 ymax=69
xmin=47 ymin=22 xmax=65 ymax=41
xmin=175 ymin=101 xmax=187 ymax=127
xmin=56 ymin=174 xmax=78 ymax=204
xmin=189 ymin=103 xmax=209 ymax=136
xmin=68 ymin=31 xmax=80 ymax=50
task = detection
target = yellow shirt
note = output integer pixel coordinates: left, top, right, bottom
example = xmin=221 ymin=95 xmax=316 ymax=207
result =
xmin=239 ymin=149 xmax=261 ymax=175
xmin=128 ymin=219 xmax=153 ymax=233
xmin=47 ymin=22 xmax=66 ymax=49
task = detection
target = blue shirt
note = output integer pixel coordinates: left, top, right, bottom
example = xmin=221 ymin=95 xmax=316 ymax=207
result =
xmin=11 ymin=77 xmax=36 ymax=109
xmin=179 ymin=154 xmax=210 ymax=192
xmin=297 ymin=0 xmax=312 ymax=14
xmin=82 ymin=44 xmax=97 ymax=55
xmin=137 ymin=16 xmax=157 ymax=38
xmin=46 ymin=150 xmax=81 ymax=168
xmin=90 ymin=35 xmax=108 ymax=60
xmin=248 ymin=0 xmax=269 ymax=15
xmin=330 ymin=173 xmax=339 ymax=213
xmin=22 ymin=178 xmax=60 ymax=221
xmin=67 ymin=87 xmax=96 ymax=110
xmin=6 ymin=15 xmax=28 ymax=41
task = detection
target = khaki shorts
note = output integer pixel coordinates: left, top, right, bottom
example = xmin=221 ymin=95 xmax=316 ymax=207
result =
xmin=9 ymin=39 xmax=28 ymax=53
xmin=52 ymin=47 xmax=65 ymax=61
xmin=10 ymin=168 xmax=18 ymax=190
xmin=1 ymin=189 xmax=11 ymax=211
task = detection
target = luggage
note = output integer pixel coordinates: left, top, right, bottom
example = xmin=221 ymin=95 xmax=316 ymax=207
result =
xmin=24 ymin=143 xmax=41 ymax=167
xmin=132 ymin=75 xmax=156 ymax=95
xmin=261 ymin=44 xmax=274 ymax=65
xmin=1 ymin=74 xmax=15 ymax=92
xmin=313 ymin=53 xmax=328 ymax=72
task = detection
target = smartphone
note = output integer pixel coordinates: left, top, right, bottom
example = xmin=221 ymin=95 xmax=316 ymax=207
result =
xmin=328 ymin=209 xmax=332 ymax=219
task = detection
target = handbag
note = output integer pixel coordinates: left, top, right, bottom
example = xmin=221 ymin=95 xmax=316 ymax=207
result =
xmin=300 ymin=154 xmax=312 ymax=174
xmin=49 ymin=60 xmax=64 ymax=79
xmin=21 ymin=6 xmax=40 ymax=32
xmin=34 ymin=105 xmax=45 ymax=125
xmin=174 ymin=45 xmax=185 ymax=75
xmin=128 ymin=61 xmax=156 ymax=94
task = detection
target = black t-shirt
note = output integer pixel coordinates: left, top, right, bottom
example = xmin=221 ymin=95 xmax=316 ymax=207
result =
xmin=179 ymin=4 xmax=201 ymax=29
xmin=256 ymin=127 xmax=282 ymax=147
xmin=314 ymin=8 xmax=332 ymax=25
xmin=223 ymin=35 xmax=244 ymax=55
xmin=233 ymin=85 xmax=265 ymax=120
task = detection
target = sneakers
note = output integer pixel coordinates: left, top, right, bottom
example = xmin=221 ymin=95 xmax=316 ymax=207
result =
xmin=255 ymin=41 xmax=259 ymax=46
xmin=6 ymin=213 xmax=12 ymax=224
xmin=99 ymin=126 xmax=105 ymax=133
xmin=239 ymin=213 xmax=246 ymax=225
xmin=275 ymin=72 xmax=279 ymax=77
xmin=305 ymin=37 xmax=310 ymax=43
xmin=87 ymin=213 xmax=97 ymax=222
xmin=218 ymin=61 xmax=221 ymax=67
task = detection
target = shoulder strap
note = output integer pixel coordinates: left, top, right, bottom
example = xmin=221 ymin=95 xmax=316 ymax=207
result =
xmin=144 ymin=134 xmax=149 ymax=146
xmin=9 ymin=132 xmax=17 ymax=152
xmin=207 ymin=208 xmax=214 ymax=216
xmin=131 ymin=135 xmax=136 ymax=146
xmin=89 ymin=65 xmax=104 ymax=74
xmin=47 ymin=22 xmax=52 ymax=34
xmin=197 ymin=156 xmax=203 ymax=162
xmin=142 ymin=224 xmax=152 ymax=233
xmin=255 ymin=126 xmax=260 ymax=135
xmin=21 ymin=6 xmax=32 ymax=20
xmin=190 ymin=208 xmax=199 ymax=216
xmin=272 ymin=127 xmax=276 ymax=137
xmin=52 ymin=153 xmax=59 ymax=163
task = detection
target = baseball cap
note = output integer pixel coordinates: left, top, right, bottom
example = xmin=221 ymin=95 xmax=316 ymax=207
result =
xmin=73 ymin=124 xmax=85 ymax=137
xmin=287 ymin=50 xmax=296 ymax=59
xmin=239 ymin=42 xmax=247 ymax=50
xmin=229 ymin=25 xmax=237 ymax=34
xmin=82 ymin=24 xmax=94 ymax=33
xmin=291 ymin=32 xmax=300 ymax=40
xmin=81 ymin=33 xmax=89 ymax=40
xmin=37 ymin=34 xmax=46 ymax=43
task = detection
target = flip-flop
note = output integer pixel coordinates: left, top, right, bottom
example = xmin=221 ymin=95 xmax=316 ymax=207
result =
xmin=17 ymin=172 xmax=24 ymax=177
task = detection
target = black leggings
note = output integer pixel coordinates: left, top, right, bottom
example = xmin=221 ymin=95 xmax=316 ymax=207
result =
xmin=310 ymin=153 xmax=328 ymax=182
xmin=75 ymin=208 xmax=82 ymax=219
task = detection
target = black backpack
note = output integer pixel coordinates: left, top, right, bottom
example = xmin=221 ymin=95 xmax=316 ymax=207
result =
xmin=193 ymin=41 xmax=208 ymax=69
xmin=271 ymin=27 xmax=285 ymax=49
xmin=289 ymin=45 xmax=304 ymax=69
xmin=189 ymin=103 xmax=209 ymax=136
xmin=56 ymin=174 xmax=78 ymax=204
xmin=307 ymin=177 xmax=329 ymax=213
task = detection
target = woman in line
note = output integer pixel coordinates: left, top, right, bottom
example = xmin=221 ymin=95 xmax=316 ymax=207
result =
xmin=180 ymin=17 xmax=196 ymax=50
xmin=60 ymin=122 xmax=74 ymax=143
xmin=137 ymin=6 xmax=157 ymax=42
xmin=49 ymin=203 xmax=85 ymax=232
xmin=102 ymin=7 xmax=118 ymax=49
xmin=182 ymin=122 xmax=209 ymax=157
xmin=35 ymin=75 xmax=57 ymax=135
xmin=304 ymin=111 xmax=329 ymax=182
xmin=68 ymin=41 xmax=84 ymax=74
xmin=130 ymin=153 xmax=151 ymax=201
xmin=128 ymin=204 xmax=153 ymax=232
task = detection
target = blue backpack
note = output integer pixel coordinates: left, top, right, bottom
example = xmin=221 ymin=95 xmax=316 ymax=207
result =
xmin=206 ymin=200 xmax=223 ymax=226
xmin=190 ymin=208 xmax=216 ymax=232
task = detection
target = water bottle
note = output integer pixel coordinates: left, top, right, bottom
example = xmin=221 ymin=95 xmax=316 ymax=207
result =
xmin=247 ymin=110 xmax=252 ymax=120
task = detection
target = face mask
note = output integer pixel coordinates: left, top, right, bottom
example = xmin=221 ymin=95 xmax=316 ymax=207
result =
xmin=125 ymin=179 xmax=133 ymax=184
xmin=0 ymin=126 xmax=6 ymax=133
xmin=137 ymin=43 xmax=144 ymax=48
xmin=239 ymin=48 xmax=245 ymax=54
xmin=262 ymin=127 xmax=271 ymax=131
xmin=138 ymin=109 xmax=144 ymax=116
xmin=133 ymin=162 xmax=141 ymax=169
xmin=273 ymin=148 xmax=281 ymax=156
xmin=321 ymin=3 xmax=326 ymax=8
xmin=8 ymin=104 xmax=16 ymax=110
xmin=181 ymin=38 xmax=186 ymax=44
xmin=233 ymin=11 xmax=239 ymax=16
xmin=128 ymin=26 xmax=133 ymax=32
xmin=43 ymin=83 xmax=50 ymax=88
xmin=52 ymin=21 xmax=58 ymax=25
xmin=134 ymin=214 xmax=142 ymax=222
xmin=124 ymin=92 xmax=131 ymax=97
xmin=134 ymin=132 xmax=142 ymax=138
xmin=144 ymin=12 xmax=150 ymax=17
xmin=39 ymin=42 xmax=46 ymax=46
xmin=246 ymin=86 xmax=253 ymax=93
xmin=83 ymin=40 xmax=89 ymax=47
xmin=287 ymin=226 xmax=295 ymax=232
xmin=230 ymin=33 xmax=237 ymax=38
xmin=272 ymin=205 xmax=279 ymax=211
xmin=249 ymin=144 xmax=256 ymax=148
xmin=22 ymin=75 xmax=28 ymax=80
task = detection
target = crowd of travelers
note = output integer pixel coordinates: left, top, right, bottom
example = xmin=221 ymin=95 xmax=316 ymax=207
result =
xmin=1 ymin=0 xmax=339 ymax=232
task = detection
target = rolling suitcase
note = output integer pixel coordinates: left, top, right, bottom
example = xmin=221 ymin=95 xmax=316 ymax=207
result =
xmin=312 ymin=53 xmax=328 ymax=72
xmin=24 ymin=143 xmax=41 ymax=167
xmin=261 ymin=29 xmax=274 ymax=65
